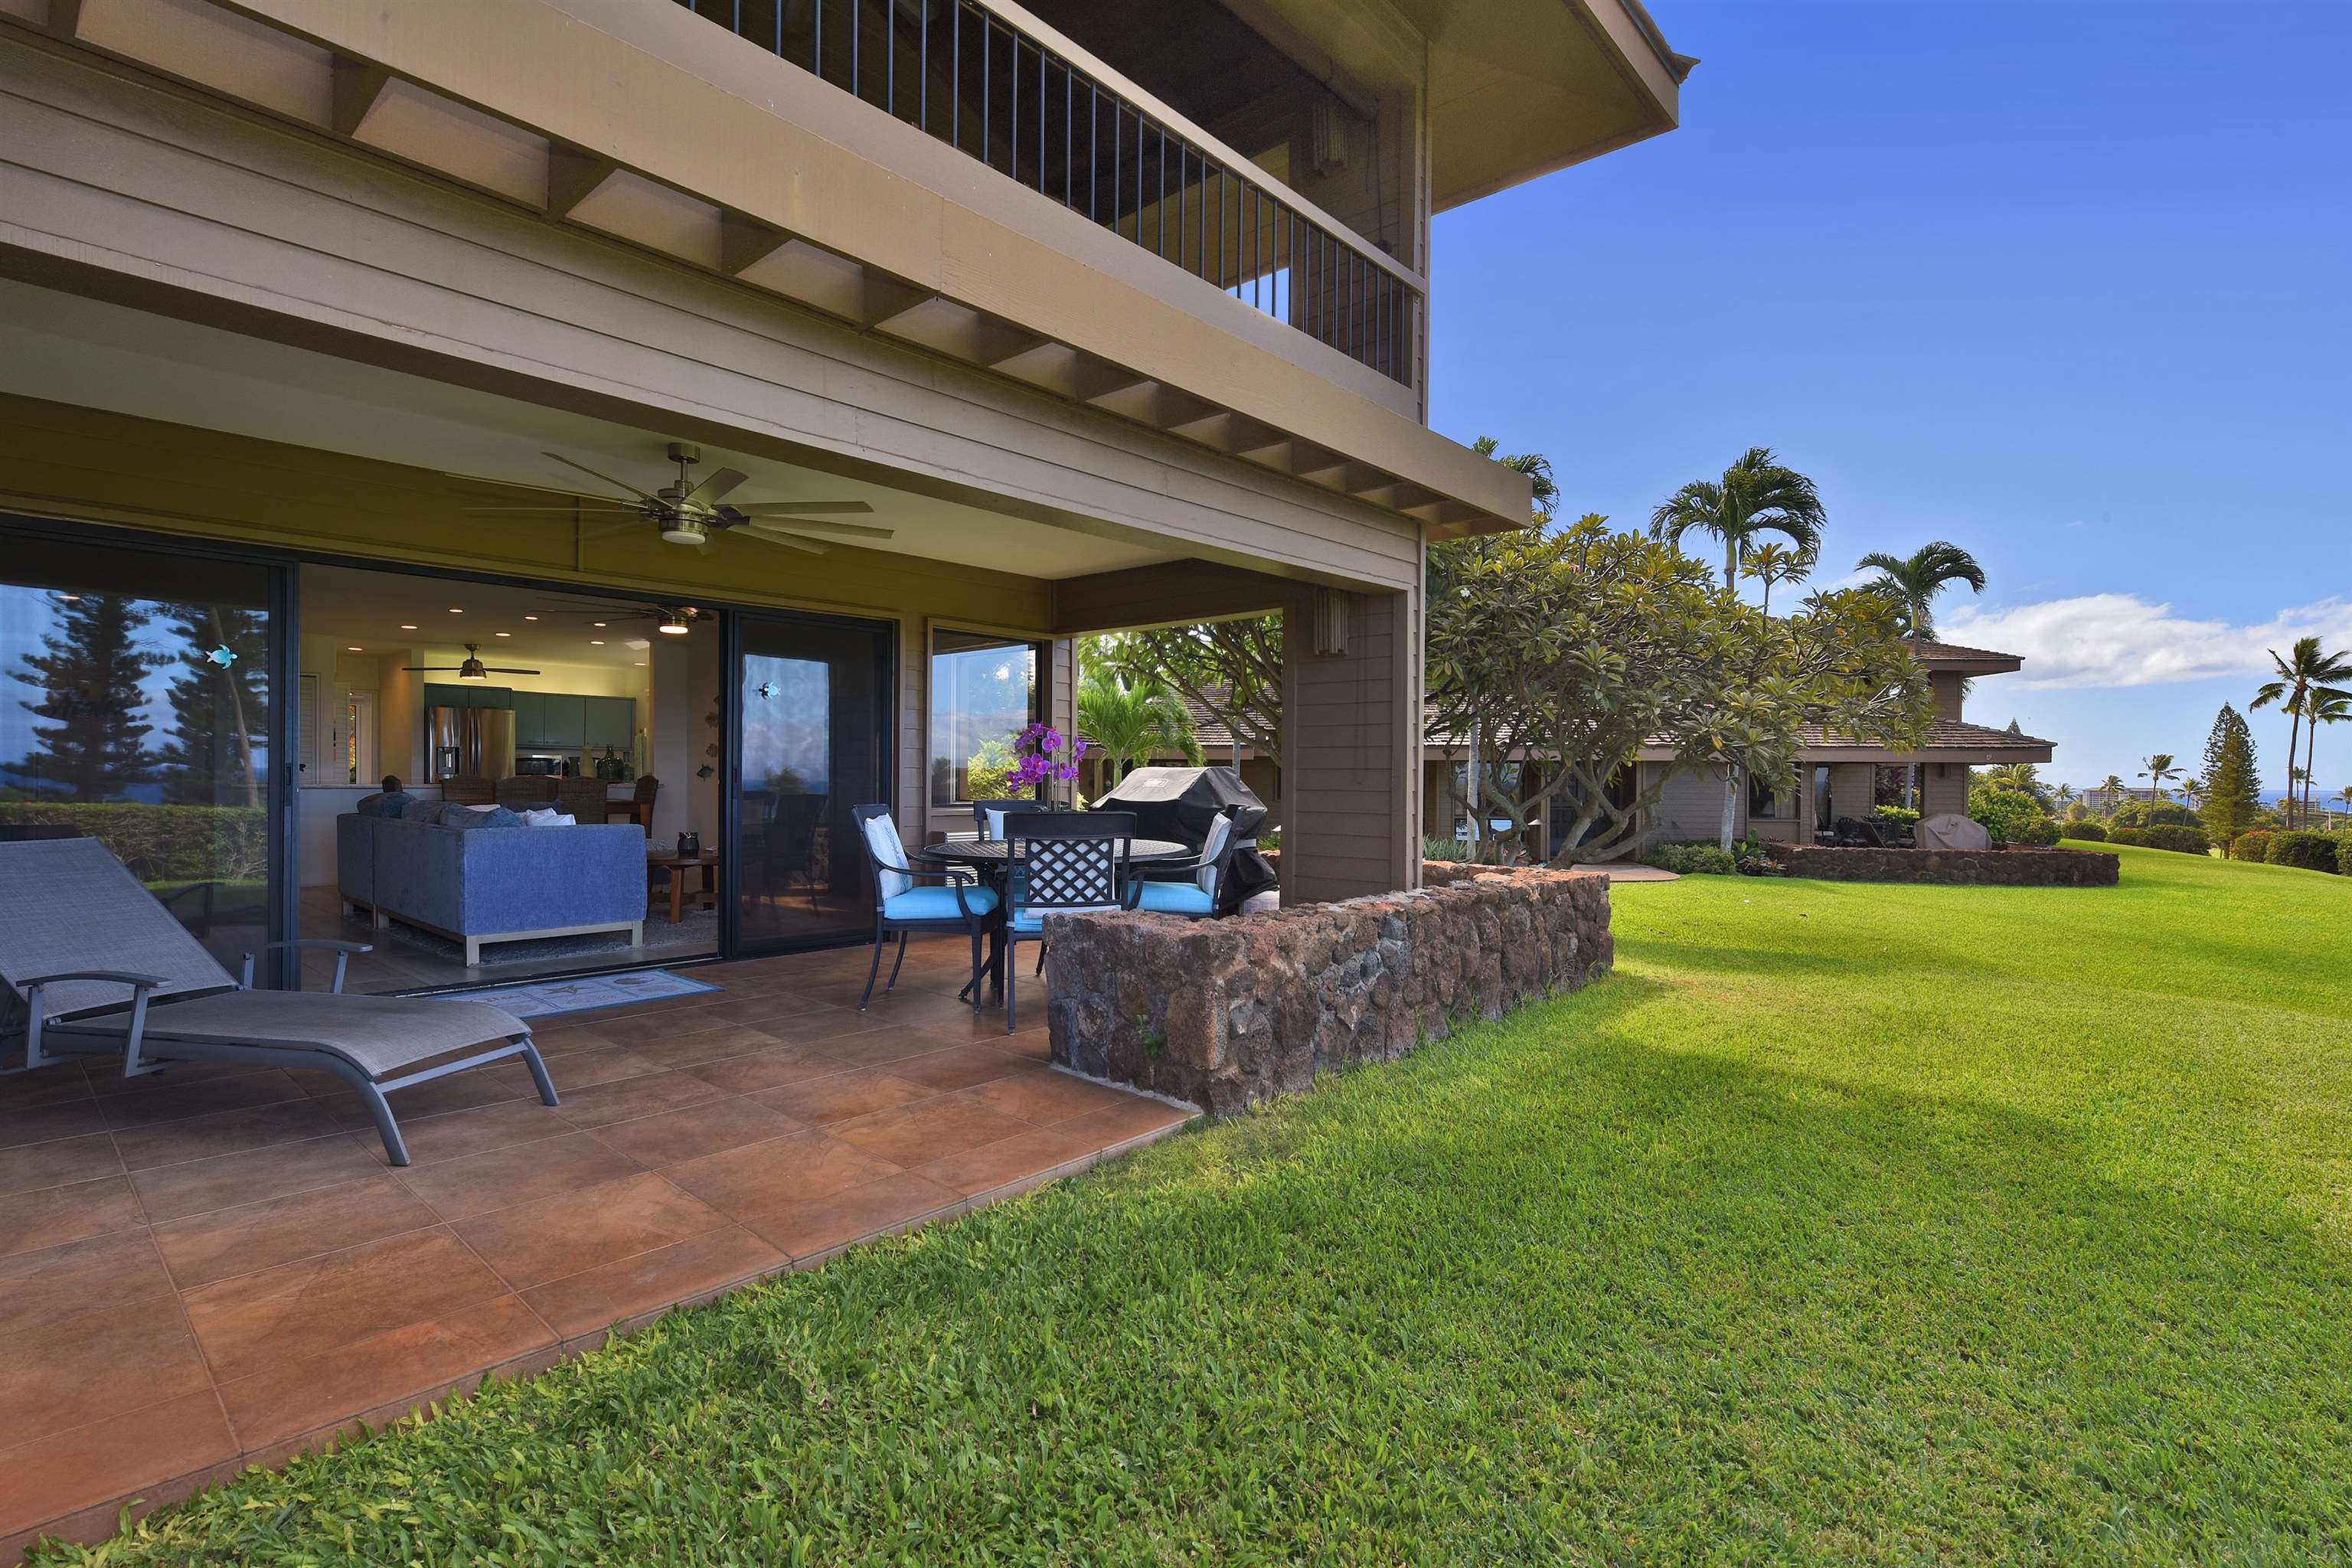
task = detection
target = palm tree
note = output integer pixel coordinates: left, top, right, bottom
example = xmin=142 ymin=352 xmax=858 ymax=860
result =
xmin=2301 ymin=690 xmax=2350 ymax=825
xmin=2096 ymin=773 xmax=2126 ymax=812
xmin=2179 ymin=776 xmax=2206 ymax=811
xmin=2138 ymin=753 xmax=2181 ymax=807
xmin=2053 ymin=782 xmax=2077 ymax=808
xmin=1075 ymin=670 xmax=1200 ymax=786
xmin=2252 ymin=637 xmax=2352 ymax=826
xmin=1854 ymin=541 xmax=1988 ymax=640
xmin=1650 ymin=447 xmax=1826 ymax=592
xmin=2336 ymin=784 xmax=2352 ymax=827
xmin=1738 ymin=541 xmax=1811 ymax=616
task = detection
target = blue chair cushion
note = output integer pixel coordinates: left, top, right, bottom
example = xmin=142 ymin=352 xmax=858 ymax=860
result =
xmin=883 ymin=886 xmax=998 ymax=922
xmin=1133 ymin=880 xmax=1214 ymax=916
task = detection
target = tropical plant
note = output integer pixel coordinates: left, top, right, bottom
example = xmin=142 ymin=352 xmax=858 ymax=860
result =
xmin=2096 ymin=773 xmax=2127 ymax=806
xmin=1979 ymin=761 xmax=2050 ymax=808
xmin=2109 ymin=799 xmax=2200 ymax=831
xmin=2054 ymin=782 xmax=2077 ymax=809
xmin=2266 ymin=831 xmax=2339 ymax=874
xmin=1426 ymin=516 xmax=1927 ymax=861
xmin=1853 ymin=541 xmax=1988 ymax=640
xmin=2112 ymin=824 xmax=2212 ymax=856
xmin=1471 ymin=436 xmax=1560 ymax=523
xmin=2138 ymin=753 xmax=2182 ymax=806
xmin=2305 ymin=691 xmax=2351 ymax=825
xmin=2179 ymin=777 xmax=2205 ymax=809
xmin=2252 ymin=636 xmax=2352 ymax=825
xmin=1648 ymin=447 xmax=1826 ymax=593
xmin=1074 ymin=670 xmax=1200 ymax=783
xmin=2063 ymin=820 xmax=2107 ymax=842
xmin=1738 ymin=541 xmax=1811 ymax=616
xmin=2337 ymin=785 xmax=2352 ymax=825
xmin=1092 ymin=619 xmax=1282 ymax=764
xmin=1968 ymin=783 xmax=2055 ymax=847
xmin=2199 ymin=704 xmax=2263 ymax=849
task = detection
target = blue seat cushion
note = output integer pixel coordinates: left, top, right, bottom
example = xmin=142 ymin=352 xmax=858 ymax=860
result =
xmin=883 ymin=886 xmax=998 ymax=922
xmin=1133 ymin=881 xmax=1214 ymax=916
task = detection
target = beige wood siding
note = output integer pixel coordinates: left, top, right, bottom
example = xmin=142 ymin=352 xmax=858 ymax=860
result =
xmin=1280 ymin=586 xmax=1416 ymax=900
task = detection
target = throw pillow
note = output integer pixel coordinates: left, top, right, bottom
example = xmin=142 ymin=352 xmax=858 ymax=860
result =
xmin=356 ymin=790 xmax=414 ymax=818
xmin=519 ymin=808 xmax=577 ymax=828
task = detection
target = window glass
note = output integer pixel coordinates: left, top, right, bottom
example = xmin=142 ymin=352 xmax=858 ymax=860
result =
xmin=928 ymin=629 xmax=1038 ymax=806
xmin=1814 ymin=765 xmax=1835 ymax=831
xmin=1749 ymin=770 xmax=1782 ymax=820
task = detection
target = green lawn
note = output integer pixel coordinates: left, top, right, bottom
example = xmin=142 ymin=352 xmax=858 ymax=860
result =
xmin=49 ymin=846 xmax=2352 ymax=1565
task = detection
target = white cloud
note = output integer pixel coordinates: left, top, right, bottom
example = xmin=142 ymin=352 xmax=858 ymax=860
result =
xmin=1941 ymin=595 xmax=2352 ymax=691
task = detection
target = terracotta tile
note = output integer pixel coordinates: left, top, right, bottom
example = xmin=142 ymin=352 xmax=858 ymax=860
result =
xmin=348 ymin=1098 xmax=574 ymax=1166
xmin=533 ymin=1044 xmax=668 ymax=1089
xmin=622 ymin=1022 xmax=809 ymax=1070
xmin=214 ymin=1293 xmax=554 ymax=1451
xmin=552 ymin=1070 xmax=728 ymax=1131
xmin=452 ymin=1171 xmax=727 ymax=1290
xmin=665 ymin=1130 xmax=903 ymax=1220
xmin=0 ymin=1295 xmax=211 ymax=1446
xmin=720 ymin=1008 xmax=895 ymax=1050
xmin=886 ymin=1043 xmax=1036 ymax=1093
xmin=0 ymin=1132 xmax=123 ymax=1198
xmin=681 ymin=994 xmax=842 ymax=1027
xmin=110 ymin=1097 xmax=345 ymax=1171
xmin=524 ymin=1023 xmax=626 ymax=1057
xmin=0 ymin=1232 xmax=175 ymax=1337
xmin=0 ymin=1066 xmax=93 ymax=1112
xmin=1001 ymin=1031 xmax=1054 ymax=1063
xmin=521 ymin=1225 xmax=786 ymax=1339
xmin=309 ymin=1060 xmax=556 ymax=1132
xmin=914 ymin=1122 xmax=1116 ymax=1198
xmin=0 ymin=1099 xmax=109 ymax=1151
xmin=84 ymin=1057 xmax=280 ymax=1097
xmin=815 ymin=1027 xmax=975 ymax=1069
xmin=130 ymin=1133 xmax=384 ymax=1223
xmin=182 ymin=1227 xmax=508 ymax=1381
xmin=746 ymin=1171 xmax=963 ymax=1262
xmin=152 ymin=1177 xmax=439 ymax=1290
xmin=0 ymin=1389 xmax=235 ymax=1540
xmin=831 ymin=1096 xmax=1035 ymax=1168
xmin=394 ymin=1132 xmax=643 ymax=1222
xmin=586 ymin=1096 xmax=802 ymax=1168
xmin=818 ymin=988 xmax=1004 ymax=1029
xmin=960 ymin=1069 xmax=1140 ymax=1125
xmin=750 ymin=1070 xmax=931 ymax=1127
xmin=1054 ymin=1097 xmax=1198 ymax=1146
xmin=682 ymin=1046 xmax=848 ymax=1096
xmin=0 ymin=1174 xmax=146 ymax=1259
xmin=93 ymin=1069 xmax=309 ymax=1130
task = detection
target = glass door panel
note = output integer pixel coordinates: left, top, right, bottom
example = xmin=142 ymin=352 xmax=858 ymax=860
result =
xmin=0 ymin=521 xmax=281 ymax=972
xmin=730 ymin=609 xmax=893 ymax=953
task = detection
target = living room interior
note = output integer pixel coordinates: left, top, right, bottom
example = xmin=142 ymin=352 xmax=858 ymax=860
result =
xmin=294 ymin=562 xmax=722 ymax=993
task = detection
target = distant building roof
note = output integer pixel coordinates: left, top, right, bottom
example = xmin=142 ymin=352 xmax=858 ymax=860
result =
xmin=1906 ymin=637 xmax=2024 ymax=673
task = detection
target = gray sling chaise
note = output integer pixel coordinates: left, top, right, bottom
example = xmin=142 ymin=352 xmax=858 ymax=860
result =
xmin=0 ymin=837 xmax=557 ymax=1166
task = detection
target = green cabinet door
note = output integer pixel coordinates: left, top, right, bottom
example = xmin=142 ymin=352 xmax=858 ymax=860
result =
xmin=541 ymin=694 xmax=586 ymax=749
xmin=472 ymin=686 xmax=512 ymax=710
xmin=424 ymin=682 xmax=463 ymax=711
xmin=511 ymin=691 xmax=545 ymax=748
xmin=583 ymin=696 xmax=635 ymax=750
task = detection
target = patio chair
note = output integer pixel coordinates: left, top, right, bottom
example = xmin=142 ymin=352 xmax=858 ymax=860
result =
xmin=1002 ymin=811 xmax=1133 ymax=1034
xmin=0 ymin=837 xmax=557 ymax=1167
xmin=852 ymin=805 xmax=998 ymax=1014
xmin=1124 ymin=805 xmax=1240 ymax=920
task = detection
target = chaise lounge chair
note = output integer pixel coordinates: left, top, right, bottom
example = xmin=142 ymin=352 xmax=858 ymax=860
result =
xmin=0 ymin=838 xmax=558 ymax=1166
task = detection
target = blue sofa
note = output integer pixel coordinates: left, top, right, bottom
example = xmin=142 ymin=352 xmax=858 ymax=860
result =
xmin=338 ymin=811 xmax=646 ymax=965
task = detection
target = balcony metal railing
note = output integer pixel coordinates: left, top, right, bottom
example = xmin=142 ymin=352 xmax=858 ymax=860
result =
xmin=675 ymin=0 xmax=1419 ymax=386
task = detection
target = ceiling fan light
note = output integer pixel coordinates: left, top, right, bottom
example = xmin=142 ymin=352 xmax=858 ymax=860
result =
xmin=457 ymin=657 xmax=488 ymax=681
xmin=659 ymin=519 xmax=709 ymax=546
xmin=658 ymin=616 xmax=690 ymax=635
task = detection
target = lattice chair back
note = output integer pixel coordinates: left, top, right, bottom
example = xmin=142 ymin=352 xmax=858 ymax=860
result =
xmin=1005 ymin=812 xmax=1135 ymax=918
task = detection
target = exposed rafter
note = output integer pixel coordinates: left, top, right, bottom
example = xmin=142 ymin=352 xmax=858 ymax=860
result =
xmin=544 ymin=146 xmax=620 ymax=220
xmin=717 ymin=214 xmax=792 ymax=277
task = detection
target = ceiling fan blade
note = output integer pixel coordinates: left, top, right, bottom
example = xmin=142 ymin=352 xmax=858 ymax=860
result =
xmin=400 ymin=666 xmax=463 ymax=672
xmin=482 ymin=667 xmax=544 ymax=675
xmin=735 ymin=523 xmax=832 ymax=555
xmin=444 ymin=471 xmax=639 ymax=505
xmin=682 ymin=466 xmax=749 ymax=507
xmin=542 ymin=452 xmax=661 ymax=502
xmin=737 ymin=517 xmax=894 ymax=541
xmin=728 ymin=501 xmax=876 ymax=516
xmin=461 ymin=506 xmax=643 ymax=514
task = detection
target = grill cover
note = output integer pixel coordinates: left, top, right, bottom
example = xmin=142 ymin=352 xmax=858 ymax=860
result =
xmin=1093 ymin=766 xmax=1276 ymax=912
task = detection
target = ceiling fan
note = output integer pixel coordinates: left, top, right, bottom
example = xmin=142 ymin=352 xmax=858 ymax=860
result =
xmin=532 ymin=599 xmax=709 ymax=635
xmin=402 ymin=643 xmax=542 ymax=682
xmin=454 ymin=443 xmax=891 ymax=555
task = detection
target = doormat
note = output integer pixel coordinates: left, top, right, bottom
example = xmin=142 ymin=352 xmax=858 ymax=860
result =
xmin=439 ymin=969 xmax=722 ymax=1019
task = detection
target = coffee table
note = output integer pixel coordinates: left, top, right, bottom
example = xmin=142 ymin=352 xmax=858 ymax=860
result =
xmin=646 ymin=848 xmax=719 ymax=923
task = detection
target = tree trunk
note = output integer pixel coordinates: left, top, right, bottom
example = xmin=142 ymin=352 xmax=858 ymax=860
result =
xmin=1719 ymin=763 xmax=1740 ymax=853
xmin=2286 ymin=708 xmax=2303 ymax=826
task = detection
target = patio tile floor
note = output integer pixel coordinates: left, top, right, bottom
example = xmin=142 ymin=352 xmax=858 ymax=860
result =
xmin=0 ymin=938 xmax=1194 ymax=1561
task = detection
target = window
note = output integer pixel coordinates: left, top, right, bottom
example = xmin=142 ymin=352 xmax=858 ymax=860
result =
xmin=1813 ymin=765 xmax=1835 ymax=832
xmin=1873 ymin=764 xmax=1920 ymax=812
xmin=928 ymin=629 xmax=1040 ymax=806
xmin=1749 ymin=769 xmax=1782 ymax=821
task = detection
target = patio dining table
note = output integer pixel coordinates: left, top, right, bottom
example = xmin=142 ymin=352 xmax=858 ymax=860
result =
xmin=912 ymin=835 xmax=1192 ymax=999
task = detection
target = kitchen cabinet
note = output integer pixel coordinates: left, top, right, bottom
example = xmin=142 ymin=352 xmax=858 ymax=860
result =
xmin=425 ymin=683 xmax=511 ymax=710
xmin=510 ymin=691 xmax=544 ymax=747
xmin=540 ymin=694 xmax=586 ymax=749
xmin=583 ymin=695 xmax=634 ymax=750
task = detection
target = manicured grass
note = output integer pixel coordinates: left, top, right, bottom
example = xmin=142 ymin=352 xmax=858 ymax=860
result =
xmin=46 ymin=847 xmax=2352 ymax=1564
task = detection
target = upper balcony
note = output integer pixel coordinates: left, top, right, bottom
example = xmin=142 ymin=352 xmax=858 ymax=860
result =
xmin=0 ymin=0 xmax=1682 ymax=539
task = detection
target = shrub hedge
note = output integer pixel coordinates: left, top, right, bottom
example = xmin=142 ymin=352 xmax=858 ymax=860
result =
xmin=2266 ymin=831 xmax=2340 ymax=874
xmin=0 ymin=800 xmax=268 ymax=881
xmin=2229 ymin=830 xmax=2275 ymax=863
xmin=2109 ymin=824 xmax=2212 ymax=856
xmin=2108 ymin=799 xmax=2200 ymax=830
xmin=1645 ymin=842 xmax=1738 ymax=876
xmin=2341 ymin=837 xmax=2352 ymax=877
xmin=2063 ymin=822 xmax=2109 ymax=842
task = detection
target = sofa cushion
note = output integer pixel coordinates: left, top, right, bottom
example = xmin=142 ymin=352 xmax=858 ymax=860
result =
xmin=883 ymin=885 xmax=998 ymax=922
xmin=355 ymin=790 xmax=413 ymax=818
xmin=442 ymin=805 xmax=523 ymax=831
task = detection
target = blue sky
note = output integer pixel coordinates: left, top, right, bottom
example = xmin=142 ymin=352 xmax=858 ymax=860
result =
xmin=1427 ymin=0 xmax=2351 ymax=794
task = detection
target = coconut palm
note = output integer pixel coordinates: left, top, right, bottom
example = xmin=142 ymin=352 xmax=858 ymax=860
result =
xmin=1854 ymin=541 xmax=1988 ymax=641
xmin=1650 ymin=447 xmax=1826 ymax=593
xmin=2179 ymin=776 xmax=2206 ymax=810
xmin=1075 ymin=669 xmax=1200 ymax=786
xmin=1738 ymin=541 xmax=1811 ymax=616
xmin=2138 ymin=753 xmax=2182 ymax=807
xmin=2096 ymin=773 xmax=2126 ymax=812
xmin=2301 ymin=691 xmax=2350 ymax=825
xmin=2252 ymin=636 xmax=2352 ymax=825
xmin=2336 ymin=784 xmax=2352 ymax=827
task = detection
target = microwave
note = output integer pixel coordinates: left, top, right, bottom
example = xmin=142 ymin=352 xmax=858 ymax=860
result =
xmin=514 ymin=754 xmax=570 ymax=776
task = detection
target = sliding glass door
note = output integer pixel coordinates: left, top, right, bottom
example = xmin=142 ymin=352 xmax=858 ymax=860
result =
xmin=727 ymin=609 xmax=893 ymax=955
xmin=0 ymin=518 xmax=286 ymax=972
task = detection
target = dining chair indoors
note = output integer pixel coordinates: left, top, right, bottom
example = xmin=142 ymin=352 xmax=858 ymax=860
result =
xmin=1001 ymin=811 xmax=1133 ymax=1034
xmin=852 ymin=805 xmax=998 ymax=1013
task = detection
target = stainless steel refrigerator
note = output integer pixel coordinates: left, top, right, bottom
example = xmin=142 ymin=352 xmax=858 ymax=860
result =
xmin=425 ymin=707 xmax=517 ymax=783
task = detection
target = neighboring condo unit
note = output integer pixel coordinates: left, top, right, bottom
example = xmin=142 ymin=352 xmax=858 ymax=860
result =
xmin=0 ymin=0 xmax=1690 ymax=988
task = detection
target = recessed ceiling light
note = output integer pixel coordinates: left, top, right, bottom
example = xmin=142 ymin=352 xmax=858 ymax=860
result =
xmin=494 ymin=632 xmax=511 ymax=638
xmin=345 ymin=645 xmax=364 ymax=652
xmin=633 ymin=661 xmax=646 ymax=667
xmin=399 ymin=623 xmax=418 ymax=630
xmin=590 ymin=639 xmax=606 ymax=645
xmin=449 ymin=608 xmax=462 ymax=614
xmin=591 ymin=622 xmax=606 ymax=628
xmin=523 ymin=614 xmax=538 ymax=621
